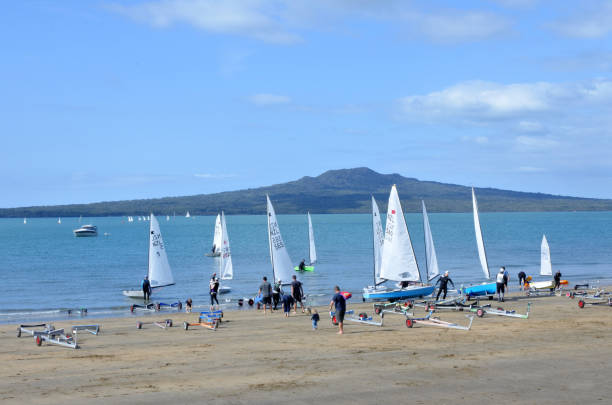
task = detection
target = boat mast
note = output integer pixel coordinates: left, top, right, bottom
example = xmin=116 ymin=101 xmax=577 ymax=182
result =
xmin=307 ymin=212 xmax=311 ymax=266
xmin=404 ymin=203 xmax=423 ymax=283
xmin=372 ymin=197 xmax=376 ymax=286
xmin=267 ymin=198 xmax=276 ymax=282
xmin=422 ymin=201 xmax=429 ymax=281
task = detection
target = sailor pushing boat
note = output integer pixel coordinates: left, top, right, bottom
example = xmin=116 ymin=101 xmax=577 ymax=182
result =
xmin=435 ymin=271 xmax=455 ymax=301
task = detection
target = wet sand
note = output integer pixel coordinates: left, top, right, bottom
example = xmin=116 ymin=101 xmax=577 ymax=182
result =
xmin=1 ymin=291 xmax=610 ymax=404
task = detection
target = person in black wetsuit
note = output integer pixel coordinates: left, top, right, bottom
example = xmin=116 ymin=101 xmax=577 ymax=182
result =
xmin=435 ymin=271 xmax=455 ymax=301
xmin=142 ymin=276 xmax=152 ymax=301
xmin=518 ymin=271 xmax=527 ymax=290
xmin=291 ymin=275 xmax=305 ymax=313
xmin=554 ymin=271 xmax=562 ymax=289
xmin=209 ymin=273 xmax=220 ymax=310
xmin=272 ymin=280 xmax=283 ymax=310
xmin=298 ymin=259 xmax=306 ymax=271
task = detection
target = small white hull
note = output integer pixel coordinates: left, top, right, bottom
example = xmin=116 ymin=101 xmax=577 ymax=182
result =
xmin=530 ymin=280 xmax=555 ymax=290
xmin=123 ymin=290 xmax=145 ymax=298
xmin=218 ymin=286 xmax=231 ymax=295
xmin=205 ymin=252 xmax=221 ymax=257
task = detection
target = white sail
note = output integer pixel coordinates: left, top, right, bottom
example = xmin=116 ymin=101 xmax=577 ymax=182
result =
xmin=166 ymin=215 xmax=170 ymax=221
xmin=148 ymin=213 xmax=174 ymax=288
xmin=472 ymin=188 xmax=490 ymax=279
xmin=540 ymin=234 xmax=552 ymax=276
xmin=212 ymin=214 xmax=222 ymax=253
xmin=220 ymin=211 xmax=233 ymax=280
xmin=379 ymin=185 xmax=421 ymax=282
xmin=308 ymin=212 xmax=317 ymax=265
xmin=58 ymin=218 xmax=61 ymax=224
xmin=372 ymin=196 xmax=384 ymax=282
xmin=23 ymin=218 xmax=26 ymax=224
xmin=267 ymin=195 xmax=294 ymax=284
xmin=422 ymin=201 xmax=440 ymax=281
xmin=186 ymin=211 xmax=191 ymax=218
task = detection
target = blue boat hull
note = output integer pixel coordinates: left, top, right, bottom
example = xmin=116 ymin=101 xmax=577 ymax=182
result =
xmin=463 ymin=282 xmax=497 ymax=297
xmin=362 ymin=285 xmax=435 ymax=302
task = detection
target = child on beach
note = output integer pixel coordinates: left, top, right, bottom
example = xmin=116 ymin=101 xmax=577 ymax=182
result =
xmin=311 ymin=309 xmax=320 ymax=330
xmin=282 ymin=294 xmax=294 ymax=317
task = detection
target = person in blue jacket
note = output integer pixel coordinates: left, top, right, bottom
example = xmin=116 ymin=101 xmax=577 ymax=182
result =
xmin=142 ymin=276 xmax=152 ymax=301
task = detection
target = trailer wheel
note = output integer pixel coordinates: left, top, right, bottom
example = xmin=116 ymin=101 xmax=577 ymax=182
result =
xmin=156 ymin=303 xmax=161 ymax=311
xmin=488 ymin=296 xmax=493 ymax=300
xmin=137 ymin=322 xmax=143 ymax=329
xmin=374 ymin=307 xmax=381 ymax=315
xmin=16 ymin=328 xmax=21 ymax=338
xmin=578 ymin=300 xmax=585 ymax=309
xmin=130 ymin=305 xmax=135 ymax=313
xmin=36 ymin=336 xmax=42 ymax=346
xmin=166 ymin=319 xmax=172 ymax=327
xmin=497 ymin=307 xmax=504 ymax=311
xmin=405 ymin=318 xmax=413 ymax=328
xmin=359 ymin=312 xmax=367 ymax=319
xmin=332 ymin=316 xmax=338 ymax=326
xmin=213 ymin=319 xmax=219 ymax=330
xmin=183 ymin=322 xmax=189 ymax=330
xmin=429 ymin=304 xmax=436 ymax=311
xmin=248 ymin=298 xmax=254 ymax=306
xmin=476 ymin=309 xmax=485 ymax=318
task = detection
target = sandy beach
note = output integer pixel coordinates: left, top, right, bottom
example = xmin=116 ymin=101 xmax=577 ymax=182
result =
xmin=1 ymin=292 xmax=610 ymax=404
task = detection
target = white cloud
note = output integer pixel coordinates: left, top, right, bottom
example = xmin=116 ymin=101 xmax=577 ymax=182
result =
xmin=400 ymin=79 xmax=612 ymax=122
xmin=515 ymin=135 xmax=559 ymax=149
xmin=249 ymin=93 xmax=291 ymax=106
xmin=108 ymin=0 xmax=511 ymax=44
xmin=194 ymin=173 xmax=237 ymax=179
xmin=461 ymin=135 xmax=489 ymax=144
xmin=549 ymin=1 xmax=612 ymax=38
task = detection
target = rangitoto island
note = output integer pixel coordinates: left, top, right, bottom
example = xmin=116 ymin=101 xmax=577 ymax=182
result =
xmin=3 ymin=168 xmax=612 ymax=217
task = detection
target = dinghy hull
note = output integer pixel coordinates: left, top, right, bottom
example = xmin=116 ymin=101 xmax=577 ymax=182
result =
xmin=463 ymin=282 xmax=497 ymax=297
xmin=362 ymin=285 xmax=434 ymax=302
xmin=294 ymin=266 xmax=314 ymax=272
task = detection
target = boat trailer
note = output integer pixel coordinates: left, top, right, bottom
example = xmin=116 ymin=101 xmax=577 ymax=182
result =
xmin=17 ymin=324 xmax=82 ymax=349
xmin=130 ymin=301 xmax=182 ymax=313
xmin=183 ymin=310 xmax=223 ymax=330
xmin=405 ymin=311 xmax=474 ymax=331
xmin=578 ymin=297 xmax=612 ymax=309
xmin=470 ymin=302 xmax=531 ymax=319
xmin=330 ymin=309 xmax=384 ymax=327
xmin=136 ymin=319 xmax=173 ymax=329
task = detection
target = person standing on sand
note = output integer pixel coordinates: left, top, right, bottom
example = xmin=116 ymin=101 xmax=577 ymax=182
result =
xmin=272 ymin=280 xmax=282 ymax=310
xmin=554 ymin=270 xmax=562 ymax=289
xmin=291 ymin=275 xmax=305 ymax=313
xmin=496 ymin=268 xmax=506 ymax=302
xmin=258 ymin=276 xmax=273 ymax=314
xmin=518 ymin=271 xmax=527 ymax=290
xmin=142 ymin=275 xmax=152 ymax=301
xmin=435 ymin=271 xmax=455 ymax=301
xmin=209 ymin=273 xmax=220 ymax=310
xmin=311 ymin=309 xmax=320 ymax=330
xmin=329 ymin=286 xmax=346 ymax=335
xmin=281 ymin=293 xmax=294 ymax=317
xmin=503 ymin=267 xmax=510 ymax=292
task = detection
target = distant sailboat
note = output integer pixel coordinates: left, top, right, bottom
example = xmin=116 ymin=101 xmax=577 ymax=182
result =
xmin=58 ymin=218 xmax=61 ymax=224
xmin=363 ymin=196 xmax=385 ymax=294
xmin=23 ymin=218 xmax=27 ymax=224
xmin=122 ymin=213 xmax=175 ymax=298
xmin=362 ymin=185 xmax=434 ymax=301
xmin=205 ymin=214 xmax=222 ymax=257
xmin=218 ymin=211 xmax=233 ymax=294
xmin=166 ymin=215 xmax=170 ymax=221
xmin=463 ymin=188 xmax=497 ymax=297
xmin=128 ymin=216 xmax=133 ymax=222
xmin=267 ymin=195 xmax=294 ymax=285
xmin=422 ymin=201 xmax=440 ymax=281
xmin=295 ymin=213 xmax=316 ymax=271
xmin=186 ymin=211 xmax=191 ymax=218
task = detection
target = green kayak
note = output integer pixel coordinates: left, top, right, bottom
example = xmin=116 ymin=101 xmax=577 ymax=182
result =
xmin=294 ymin=266 xmax=314 ymax=272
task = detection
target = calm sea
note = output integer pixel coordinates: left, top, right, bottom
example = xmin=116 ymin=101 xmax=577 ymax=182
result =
xmin=1 ymin=212 xmax=611 ymax=323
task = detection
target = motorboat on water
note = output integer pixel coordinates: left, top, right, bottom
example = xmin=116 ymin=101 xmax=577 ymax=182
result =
xmin=73 ymin=224 xmax=98 ymax=237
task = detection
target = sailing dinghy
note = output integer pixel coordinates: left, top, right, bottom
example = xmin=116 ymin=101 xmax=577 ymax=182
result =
xmin=362 ymin=185 xmax=434 ymax=301
xmin=267 ymin=195 xmax=295 ymax=285
xmin=295 ymin=212 xmax=316 ymax=272
xmin=361 ymin=196 xmax=386 ymax=296
xmin=529 ymin=235 xmax=555 ymax=290
xmin=123 ymin=213 xmax=175 ymax=299
xmin=422 ymin=201 xmax=440 ymax=282
xmin=217 ymin=211 xmax=233 ymax=294
xmin=463 ymin=188 xmax=497 ymax=298
xmin=205 ymin=214 xmax=222 ymax=257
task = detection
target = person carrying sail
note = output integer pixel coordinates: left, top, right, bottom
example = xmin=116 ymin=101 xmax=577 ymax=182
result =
xmin=496 ymin=268 xmax=507 ymax=302
xmin=142 ymin=276 xmax=152 ymax=301
xmin=435 ymin=271 xmax=455 ymax=301
xmin=209 ymin=273 xmax=220 ymax=310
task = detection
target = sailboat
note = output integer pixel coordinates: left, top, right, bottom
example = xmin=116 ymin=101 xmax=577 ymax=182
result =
xmin=128 ymin=216 xmax=134 ymax=222
xmin=217 ymin=211 xmax=233 ymax=294
xmin=362 ymin=185 xmax=434 ymax=301
xmin=422 ymin=201 xmax=440 ymax=281
xmin=186 ymin=211 xmax=191 ymax=218
xmin=205 ymin=214 xmax=222 ymax=257
xmin=122 ymin=213 xmax=175 ymax=299
xmin=58 ymin=218 xmax=61 ymax=224
xmin=23 ymin=218 xmax=27 ymax=224
xmin=463 ymin=188 xmax=497 ymax=297
xmin=529 ymin=235 xmax=555 ymax=290
xmin=267 ymin=195 xmax=295 ymax=285
xmin=294 ymin=212 xmax=316 ymax=272
xmin=362 ymin=196 xmax=386 ymax=295
xmin=166 ymin=215 xmax=170 ymax=221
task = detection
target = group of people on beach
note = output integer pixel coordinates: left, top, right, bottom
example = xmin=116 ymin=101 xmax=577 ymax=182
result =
xmin=257 ymin=275 xmax=305 ymax=316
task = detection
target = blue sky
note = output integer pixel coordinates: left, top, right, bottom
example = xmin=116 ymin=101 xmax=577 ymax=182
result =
xmin=2 ymin=0 xmax=612 ymax=207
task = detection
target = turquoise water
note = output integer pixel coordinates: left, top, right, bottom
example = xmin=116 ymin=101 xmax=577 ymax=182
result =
xmin=1 ymin=212 xmax=611 ymax=323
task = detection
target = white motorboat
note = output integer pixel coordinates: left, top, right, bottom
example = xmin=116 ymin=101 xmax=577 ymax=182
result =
xmin=73 ymin=224 xmax=98 ymax=237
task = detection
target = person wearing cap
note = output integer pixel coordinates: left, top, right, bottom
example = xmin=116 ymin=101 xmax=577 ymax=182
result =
xmin=435 ymin=271 xmax=455 ymax=301
xmin=209 ymin=273 xmax=220 ymax=310
xmin=496 ymin=267 xmax=507 ymax=302
xmin=272 ymin=279 xmax=283 ymax=310
xmin=142 ymin=275 xmax=152 ymax=301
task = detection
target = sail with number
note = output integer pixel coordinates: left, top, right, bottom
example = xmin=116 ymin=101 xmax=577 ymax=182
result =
xmin=212 ymin=214 xmax=222 ymax=253
xmin=372 ymin=196 xmax=384 ymax=283
xmin=267 ymin=195 xmax=294 ymax=284
xmin=422 ymin=201 xmax=440 ymax=281
xmin=379 ymin=185 xmax=421 ymax=282
xmin=220 ymin=211 xmax=233 ymax=280
xmin=308 ymin=212 xmax=317 ymax=265
xmin=540 ymin=235 xmax=552 ymax=276
xmin=148 ymin=213 xmax=175 ymax=288
xmin=472 ymin=188 xmax=490 ymax=279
